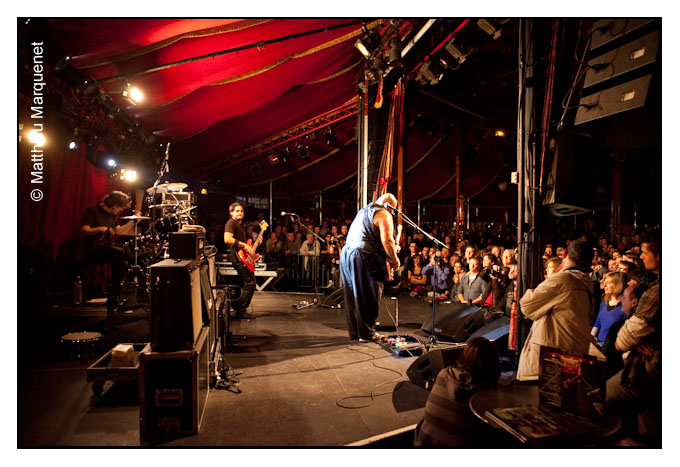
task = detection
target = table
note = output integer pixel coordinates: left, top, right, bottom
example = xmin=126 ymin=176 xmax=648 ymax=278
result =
xmin=217 ymin=265 xmax=278 ymax=291
xmin=469 ymin=383 xmax=622 ymax=446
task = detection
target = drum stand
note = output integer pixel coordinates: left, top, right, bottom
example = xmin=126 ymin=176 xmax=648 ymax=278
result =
xmin=122 ymin=218 xmax=148 ymax=296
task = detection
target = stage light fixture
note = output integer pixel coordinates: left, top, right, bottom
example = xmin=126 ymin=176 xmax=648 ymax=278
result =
xmin=494 ymin=130 xmax=506 ymax=137
xmin=445 ymin=40 xmax=468 ymax=64
xmin=415 ymin=61 xmax=442 ymax=86
xmin=297 ymin=144 xmax=309 ymax=159
xmin=27 ymin=129 xmax=45 ymax=146
xmin=53 ymin=55 xmax=71 ymax=72
xmin=107 ymin=158 xmax=117 ymax=168
xmin=355 ymin=39 xmax=371 ymax=58
xmin=476 ymin=19 xmax=502 ymax=39
xmin=123 ymin=170 xmax=137 ymax=182
xmin=68 ymin=140 xmax=78 ymax=150
xmin=269 ymin=152 xmax=279 ymax=165
xmin=201 ymin=188 xmax=208 ymax=195
xmin=388 ymin=37 xmax=402 ymax=64
xmin=122 ymin=82 xmax=144 ymax=105
xmin=354 ymin=29 xmax=381 ymax=58
xmin=81 ymin=80 xmax=99 ymax=98
xmin=325 ymin=128 xmax=336 ymax=145
xmin=280 ymin=146 xmax=290 ymax=160
xmin=250 ymin=161 xmax=263 ymax=177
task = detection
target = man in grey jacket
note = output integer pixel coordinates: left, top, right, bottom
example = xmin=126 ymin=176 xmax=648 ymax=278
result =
xmin=516 ymin=239 xmax=602 ymax=381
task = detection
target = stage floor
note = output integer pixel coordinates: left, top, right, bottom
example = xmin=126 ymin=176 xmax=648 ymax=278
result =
xmin=18 ymin=292 xmax=440 ymax=447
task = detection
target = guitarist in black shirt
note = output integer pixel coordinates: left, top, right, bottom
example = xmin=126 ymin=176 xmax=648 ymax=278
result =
xmin=223 ymin=202 xmax=257 ymax=319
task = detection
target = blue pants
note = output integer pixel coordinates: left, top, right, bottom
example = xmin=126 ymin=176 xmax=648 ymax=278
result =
xmin=340 ymin=247 xmax=384 ymax=340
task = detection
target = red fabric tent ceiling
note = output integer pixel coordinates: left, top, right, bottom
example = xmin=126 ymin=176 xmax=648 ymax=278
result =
xmin=42 ymin=18 xmax=511 ymax=202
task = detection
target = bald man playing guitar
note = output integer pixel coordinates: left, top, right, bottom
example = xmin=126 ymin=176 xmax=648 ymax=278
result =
xmin=339 ymin=193 xmax=401 ymax=342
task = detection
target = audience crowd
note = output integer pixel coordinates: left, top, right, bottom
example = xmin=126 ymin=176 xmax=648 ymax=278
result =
xmin=201 ymin=209 xmax=660 ymax=447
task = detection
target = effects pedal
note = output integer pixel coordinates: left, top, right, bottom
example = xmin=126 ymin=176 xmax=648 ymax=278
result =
xmin=382 ymin=335 xmax=425 ymax=357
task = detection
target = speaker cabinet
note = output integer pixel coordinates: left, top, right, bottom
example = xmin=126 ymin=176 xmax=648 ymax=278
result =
xmin=150 ymin=259 xmax=203 ymax=351
xmin=542 ymin=133 xmax=603 ymax=217
xmin=139 ymin=326 xmax=209 ymax=439
xmin=466 ymin=316 xmax=510 ymax=346
xmin=420 ymin=303 xmax=486 ymax=342
xmin=406 ymin=346 xmax=465 ymax=390
xmin=169 ymin=231 xmax=205 ymax=260
xmin=376 ymin=296 xmax=398 ymax=330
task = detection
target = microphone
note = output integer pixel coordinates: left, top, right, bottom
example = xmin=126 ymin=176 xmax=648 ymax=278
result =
xmin=384 ymin=202 xmax=395 ymax=211
xmin=281 ymin=211 xmax=299 ymax=217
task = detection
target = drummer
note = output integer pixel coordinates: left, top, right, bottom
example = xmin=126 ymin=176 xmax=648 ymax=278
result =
xmin=80 ymin=191 xmax=140 ymax=304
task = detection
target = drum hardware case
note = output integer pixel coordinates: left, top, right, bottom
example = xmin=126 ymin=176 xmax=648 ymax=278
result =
xmin=139 ymin=326 xmax=210 ymax=439
xmin=87 ymin=342 xmax=151 ymax=397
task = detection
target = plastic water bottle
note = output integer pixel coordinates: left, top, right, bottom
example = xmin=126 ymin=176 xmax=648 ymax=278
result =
xmin=73 ymin=276 xmax=83 ymax=305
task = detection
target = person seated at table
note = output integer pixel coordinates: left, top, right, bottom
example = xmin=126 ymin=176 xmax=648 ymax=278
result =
xmin=414 ymin=337 xmax=506 ymax=446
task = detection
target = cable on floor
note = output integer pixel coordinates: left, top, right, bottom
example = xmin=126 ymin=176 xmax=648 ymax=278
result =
xmin=335 ymin=343 xmax=409 ymax=409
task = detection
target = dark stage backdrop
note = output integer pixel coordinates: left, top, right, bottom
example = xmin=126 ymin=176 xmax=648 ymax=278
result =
xmin=18 ymin=144 xmax=111 ymax=261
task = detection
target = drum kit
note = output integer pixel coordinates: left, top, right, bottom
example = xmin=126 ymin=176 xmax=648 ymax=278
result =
xmin=120 ymin=181 xmax=196 ymax=294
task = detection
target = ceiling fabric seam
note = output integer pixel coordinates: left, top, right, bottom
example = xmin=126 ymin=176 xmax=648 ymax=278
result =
xmin=146 ymin=20 xmax=379 ymax=112
xmin=78 ymin=19 xmax=272 ymax=69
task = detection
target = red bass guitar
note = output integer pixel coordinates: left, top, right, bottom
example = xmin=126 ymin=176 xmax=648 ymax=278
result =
xmin=237 ymin=221 xmax=269 ymax=272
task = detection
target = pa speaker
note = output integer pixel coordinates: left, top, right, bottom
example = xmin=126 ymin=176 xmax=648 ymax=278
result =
xmin=420 ymin=303 xmax=485 ymax=342
xmin=150 ymin=259 xmax=203 ymax=351
xmin=466 ymin=316 xmax=510 ymax=350
xmin=406 ymin=345 xmax=465 ymax=390
xmin=542 ymin=133 xmax=604 ymax=217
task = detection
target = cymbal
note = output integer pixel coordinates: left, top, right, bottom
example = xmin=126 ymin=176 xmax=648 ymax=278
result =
xmin=122 ymin=215 xmax=151 ymax=220
xmin=146 ymin=182 xmax=187 ymax=193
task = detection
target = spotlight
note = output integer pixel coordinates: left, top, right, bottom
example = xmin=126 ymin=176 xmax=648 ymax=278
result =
xmin=476 ymin=19 xmax=502 ymax=39
xmin=325 ymin=128 xmax=336 ymax=145
xmin=494 ymin=130 xmax=506 ymax=137
xmin=280 ymin=146 xmax=290 ymax=160
xmin=123 ymin=170 xmax=137 ymax=182
xmin=53 ymin=55 xmax=71 ymax=72
xmin=388 ymin=37 xmax=402 ymax=64
xmin=415 ymin=61 xmax=442 ymax=86
xmin=200 ymin=188 xmax=208 ymax=195
xmin=123 ymin=82 xmax=144 ymax=104
xmin=355 ymin=39 xmax=371 ymax=58
xmin=68 ymin=140 xmax=78 ymax=150
xmin=268 ymin=152 xmax=279 ymax=165
xmin=297 ymin=144 xmax=309 ymax=159
xmin=250 ymin=162 xmax=263 ymax=177
xmin=354 ymin=29 xmax=381 ymax=58
xmin=107 ymin=158 xmax=117 ymax=168
xmin=445 ymin=40 xmax=468 ymax=64
xmin=81 ymin=80 xmax=99 ymax=98
xmin=27 ymin=129 xmax=45 ymax=146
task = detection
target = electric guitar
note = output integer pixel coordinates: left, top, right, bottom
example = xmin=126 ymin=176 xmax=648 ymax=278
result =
xmin=237 ymin=221 xmax=269 ymax=272
xmin=386 ymin=223 xmax=403 ymax=281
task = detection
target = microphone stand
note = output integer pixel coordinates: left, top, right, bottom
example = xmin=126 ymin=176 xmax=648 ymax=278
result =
xmin=387 ymin=204 xmax=446 ymax=348
xmin=288 ymin=215 xmax=334 ymax=308
xmin=146 ymin=143 xmax=170 ymax=259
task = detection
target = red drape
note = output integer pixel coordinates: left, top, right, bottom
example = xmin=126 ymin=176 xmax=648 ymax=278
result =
xmin=18 ymin=144 xmax=110 ymax=260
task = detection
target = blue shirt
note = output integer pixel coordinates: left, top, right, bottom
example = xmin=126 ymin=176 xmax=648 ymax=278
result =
xmin=422 ymin=262 xmax=451 ymax=290
xmin=593 ymin=300 xmax=625 ymax=343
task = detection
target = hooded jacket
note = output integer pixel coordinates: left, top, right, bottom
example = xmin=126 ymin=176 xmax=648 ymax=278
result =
xmin=517 ymin=268 xmax=602 ymax=381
